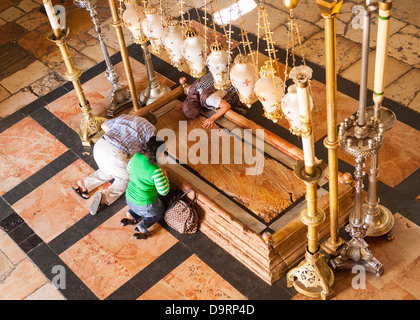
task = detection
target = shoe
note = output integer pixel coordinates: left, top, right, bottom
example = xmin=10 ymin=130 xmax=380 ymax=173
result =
xmin=89 ymin=192 xmax=106 ymax=215
xmin=133 ymin=232 xmax=148 ymax=240
xmin=72 ymin=187 xmax=90 ymax=199
xmin=120 ymin=218 xmax=136 ymax=226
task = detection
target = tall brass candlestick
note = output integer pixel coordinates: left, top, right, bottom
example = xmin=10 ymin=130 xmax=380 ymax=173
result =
xmin=363 ymin=0 xmax=395 ymax=240
xmin=108 ymin=0 xmax=140 ymax=112
xmin=317 ymin=0 xmax=345 ymax=256
xmin=43 ymin=0 xmax=106 ymax=146
xmin=286 ymin=66 xmax=334 ymax=300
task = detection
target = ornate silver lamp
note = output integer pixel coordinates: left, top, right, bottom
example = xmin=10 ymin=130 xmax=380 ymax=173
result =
xmin=331 ymin=1 xmax=384 ymax=277
xmin=74 ymin=0 xmax=131 ymax=117
xmin=362 ymin=0 xmax=395 ymax=241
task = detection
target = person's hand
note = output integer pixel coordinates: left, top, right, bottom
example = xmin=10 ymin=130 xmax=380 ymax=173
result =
xmin=201 ymin=118 xmax=215 ymax=129
xmin=174 ymin=102 xmax=182 ymax=111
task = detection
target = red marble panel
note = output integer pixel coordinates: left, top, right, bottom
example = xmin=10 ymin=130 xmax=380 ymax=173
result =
xmin=0 ymin=117 xmax=68 ymax=195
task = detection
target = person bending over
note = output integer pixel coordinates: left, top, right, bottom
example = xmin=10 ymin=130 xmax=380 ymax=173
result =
xmin=72 ymin=112 xmax=157 ymax=215
xmin=178 ymin=72 xmax=241 ymax=129
xmin=120 ymin=136 xmax=170 ymax=240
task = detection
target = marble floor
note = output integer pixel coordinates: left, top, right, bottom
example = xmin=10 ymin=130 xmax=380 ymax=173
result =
xmin=0 ymin=0 xmax=419 ymax=304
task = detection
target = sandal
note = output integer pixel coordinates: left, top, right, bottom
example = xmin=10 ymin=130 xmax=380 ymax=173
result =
xmin=89 ymin=192 xmax=106 ymax=215
xmin=72 ymin=187 xmax=90 ymax=199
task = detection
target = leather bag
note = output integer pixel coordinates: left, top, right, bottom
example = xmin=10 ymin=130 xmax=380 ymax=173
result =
xmin=164 ymin=188 xmax=198 ymax=234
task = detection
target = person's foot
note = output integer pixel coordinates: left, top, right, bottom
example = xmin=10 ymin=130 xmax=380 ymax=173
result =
xmin=72 ymin=179 xmax=90 ymax=199
xmin=133 ymin=232 xmax=148 ymax=240
xmin=133 ymin=226 xmax=148 ymax=239
xmin=120 ymin=212 xmax=136 ymax=226
xmin=89 ymin=192 xmax=107 ymax=215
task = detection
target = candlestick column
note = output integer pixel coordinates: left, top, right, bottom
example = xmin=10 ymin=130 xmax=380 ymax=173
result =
xmin=286 ymin=66 xmax=334 ymax=300
xmin=43 ymin=0 xmax=106 ymax=146
xmin=317 ymin=0 xmax=345 ymax=256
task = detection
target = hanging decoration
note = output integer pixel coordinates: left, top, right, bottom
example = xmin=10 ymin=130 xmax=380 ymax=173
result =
xmin=281 ymin=1 xmax=314 ymax=135
xmin=230 ymin=53 xmax=258 ymax=107
xmin=254 ymin=4 xmax=284 ymax=122
xmin=141 ymin=3 xmax=166 ymax=54
xmin=162 ymin=17 xmax=185 ymax=70
xmin=181 ymin=26 xmax=208 ymax=78
xmin=229 ymin=0 xmax=258 ymax=107
xmin=207 ymin=41 xmax=230 ymax=90
xmin=122 ymin=0 xmax=146 ymax=42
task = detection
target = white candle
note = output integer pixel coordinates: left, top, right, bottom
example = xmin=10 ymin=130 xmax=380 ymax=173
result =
xmin=43 ymin=0 xmax=61 ymax=31
xmin=296 ymin=84 xmax=315 ymax=168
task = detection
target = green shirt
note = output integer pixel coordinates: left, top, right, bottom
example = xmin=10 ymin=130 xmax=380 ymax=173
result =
xmin=126 ymin=153 xmax=170 ymax=206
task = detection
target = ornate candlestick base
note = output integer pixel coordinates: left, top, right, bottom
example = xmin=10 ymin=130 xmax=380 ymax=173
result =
xmin=330 ymin=223 xmax=384 ymax=277
xmin=287 ymin=249 xmax=335 ymax=300
xmin=287 ymin=160 xmax=335 ymax=300
xmin=362 ymin=203 xmax=394 ymax=240
xmin=47 ymin=29 xmax=106 ymax=146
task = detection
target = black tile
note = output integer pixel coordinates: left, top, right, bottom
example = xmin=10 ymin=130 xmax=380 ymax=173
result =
xmin=0 ymin=211 xmax=24 ymax=233
xmin=30 ymin=107 xmax=56 ymax=126
xmin=26 ymin=165 xmax=56 ymax=190
xmin=130 ymin=242 xmax=192 ymax=293
xmin=8 ymin=222 xmax=34 ymax=245
xmin=27 ymin=243 xmax=58 ymax=273
xmin=0 ymin=111 xmax=25 ymax=134
xmin=19 ymin=98 xmax=47 ymax=116
xmin=2 ymin=180 xmax=34 ymax=205
xmin=48 ymin=225 xmax=84 ymax=256
xmin=246 ymin=276 xmax=294 ymax=300
xmin=19 ymin=233 xmax=44 ymax=253
xmin=40 ymin=86 xmax=69 ymax=104
xmin=105 ymin=281 xmax=141 ymax=300
xmin=0 ymin=196 xmax=13 ymax=221
xmin=47 ymin=149 xmax=79 ymax=174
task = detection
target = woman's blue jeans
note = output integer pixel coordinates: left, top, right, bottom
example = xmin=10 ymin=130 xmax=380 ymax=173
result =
xmin=126 ymin=197 xmax=166 ymax=236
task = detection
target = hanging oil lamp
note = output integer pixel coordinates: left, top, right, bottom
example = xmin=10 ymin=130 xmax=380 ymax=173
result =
xmin=122 ymin=0 xmax=145 ymax=42
xmin=162 ymin=17 xmax=185 ymax=71
xmin=254 ymin=63 xmax=284 ymax=122
xmin=282 ymin=65 xmax=314 ymax=135
xmin=181 ymin=27 xmax=208 ymax=78
xmin=141 ymin=4 xmax=166 ymax=54
xmin=229 ymin=53 xmax=258 ymax=107
xmin=207 ymin=41 xmax=231 ymax=90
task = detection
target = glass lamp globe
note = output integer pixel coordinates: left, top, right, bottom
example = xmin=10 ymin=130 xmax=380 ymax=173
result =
xmin=122 ymin=0 xmax=144 ymax=42
xmin=162 ymin=17 xmax=185 ymax=70
xmin=141 ymin=4 xmax=166 ymax=53
xmin=181 ymin=27 xmax=208 ymax=78
xmin=281 ymin=83 xmax=314 ymax=135
xmin=207 ymin=42 xmax=231 ymax=90
xmin=254 ymin=63 xmax=285 ymax=122
xmin=230 ymin=53 xmax=258 ymax=108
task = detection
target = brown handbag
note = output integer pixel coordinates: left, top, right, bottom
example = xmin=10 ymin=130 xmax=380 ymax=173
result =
xmin=164 ymin=188 xmax=199 ymax=234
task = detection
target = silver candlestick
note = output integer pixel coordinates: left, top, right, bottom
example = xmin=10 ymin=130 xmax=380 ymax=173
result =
xmin=331 ymin=1 xmax=384 ymax=277
xmin=74 ymin=0 xmax=131 ymax=117
xmin=363 ymin=0 xmax=395 ymax=241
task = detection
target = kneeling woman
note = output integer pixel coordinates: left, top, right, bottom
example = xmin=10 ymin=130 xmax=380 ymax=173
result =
xmin=121 ymin=136 xmax=170 ymax=239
